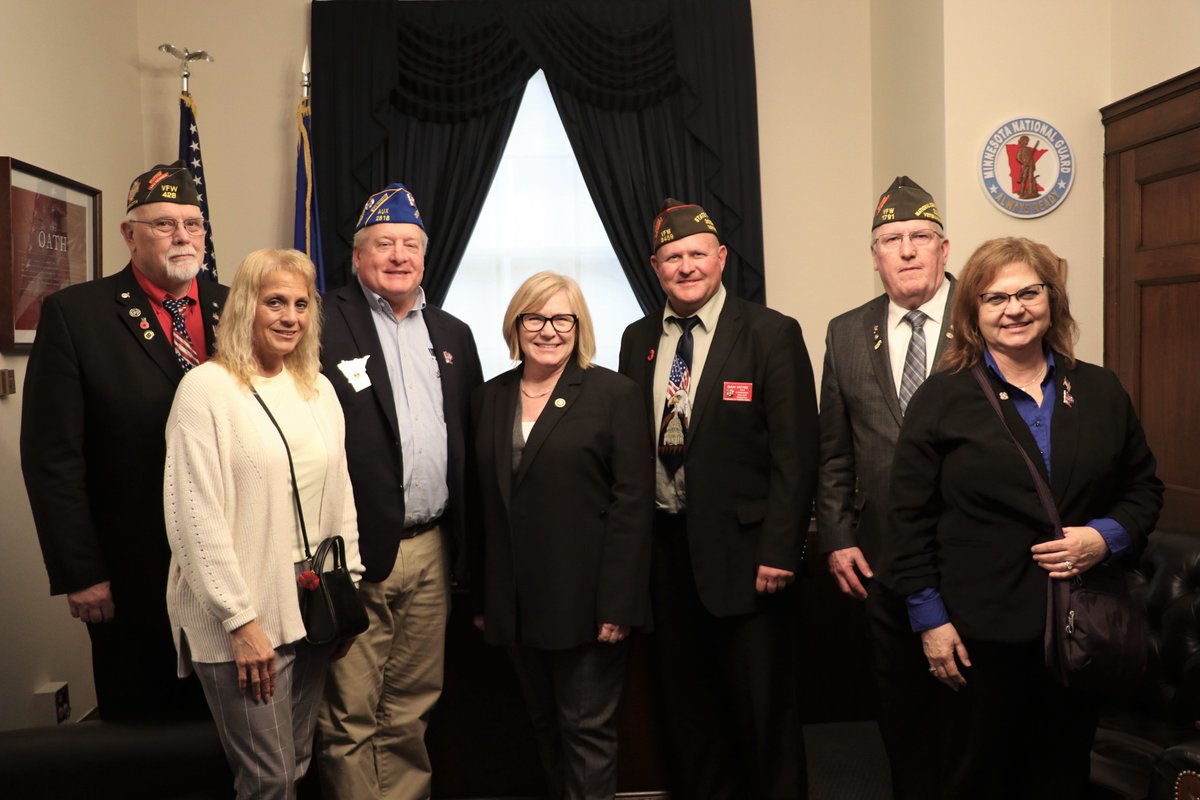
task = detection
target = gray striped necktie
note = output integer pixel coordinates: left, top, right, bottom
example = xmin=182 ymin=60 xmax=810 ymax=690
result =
xmin=898 ymin=310 xmax=928 ymax=415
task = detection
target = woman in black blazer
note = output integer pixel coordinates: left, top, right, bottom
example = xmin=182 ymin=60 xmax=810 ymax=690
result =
xmin=887 ymin=238 xmax=1162 ymax=799
xmin=471 ymin=272 xmax=654 ymax=800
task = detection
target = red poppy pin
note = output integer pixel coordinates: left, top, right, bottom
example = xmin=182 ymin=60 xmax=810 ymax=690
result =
xmin=297 ymin=570 xmax=320 ymax=591
xmin=647 ymin=348 xmax=655 ymax=361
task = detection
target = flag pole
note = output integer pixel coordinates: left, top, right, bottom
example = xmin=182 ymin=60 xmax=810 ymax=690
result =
xmin=158 ymin=44 xmax=218 ymax=280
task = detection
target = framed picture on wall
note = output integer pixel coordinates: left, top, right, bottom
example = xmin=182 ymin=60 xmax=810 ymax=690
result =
xmin=0 ymin=157 xmax=101 ymax=349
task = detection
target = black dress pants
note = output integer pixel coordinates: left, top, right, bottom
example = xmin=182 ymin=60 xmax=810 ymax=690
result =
xmin=938 ymin=637 xmax=1100 ymax=800
xmin=865 ymin=580 xmax=942 ymax=799
xmin=508 ymin=640 xmax=631 ymax=800
xmin=650 ymin=514 xmax=805 ymax=800
xmin=88 ymin=614 xmax=208 ymax=721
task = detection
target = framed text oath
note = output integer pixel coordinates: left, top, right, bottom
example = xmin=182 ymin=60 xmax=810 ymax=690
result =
xmin=0 ymin=158 xmax=101 ymax=348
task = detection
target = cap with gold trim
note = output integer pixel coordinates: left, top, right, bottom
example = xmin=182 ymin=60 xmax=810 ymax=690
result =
xmin=355 ymin=183 xmax=424 ymax=232
xmin=126 ymin=160 xmax=201 ymax=212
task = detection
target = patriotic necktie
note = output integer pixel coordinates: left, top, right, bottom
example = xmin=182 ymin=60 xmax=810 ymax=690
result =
xmin=898 ymin=309 xmax=928 ymax=415
xmin=658 ymin=316 xmax=701 ymax=478
xmin=162 ymin=297 xmax=200 ymax=373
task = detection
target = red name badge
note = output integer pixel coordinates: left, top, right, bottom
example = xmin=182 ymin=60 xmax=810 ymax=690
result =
xmin=723 ymin=381 xmax=752 ymax=402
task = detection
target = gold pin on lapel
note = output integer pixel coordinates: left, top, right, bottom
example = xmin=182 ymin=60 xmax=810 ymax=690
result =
xmin=554 ymin=398 xmax=566 ymax=408
xmin=144 ymin=330 xmax=155 ymax=340
xmin=998 ymin=391 xmax=1009 ymax=400
xmin=129 ymin=308 xmax=142 ymax=318
xmin=120 ymin=292 xmax=131 ymax=299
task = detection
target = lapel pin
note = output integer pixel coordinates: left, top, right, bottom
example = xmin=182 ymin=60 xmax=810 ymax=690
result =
xmin=129 ymin=307 xmax=142 ymax=318
xmin=144 ymin=330 xmax=155 ymax=340
xmin=946 ymin=330 xmax=954 ymax=339
xmin=554 ymin=398 xmax=566 ymax=408
xmin=647 ymin=348 xmax=655 ymax=361
xmin=872 ymin=324 xmax=882 ymax=349
xmin=1062 ymin=377 xmax=1074 ymax=408
xmin=139 ymin=319 xmax=150 ymax=330
xmin=120 ymin=292 xmax=131 ymax=299
xmin=213 ymin=313 xmax=220 ymax=322
xmin=873 ymin=340 xmax=882 ymax=350
xmin=998 ymin=391 xmax=1009 ymax=400
xmin=443 ymin=350 xmax=454 ymax=365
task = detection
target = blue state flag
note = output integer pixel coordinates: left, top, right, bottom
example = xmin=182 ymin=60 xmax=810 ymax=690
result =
xmin=179 ymin=93 xmax=218 ymax=281
xmin=294 ymin=98 xmax=325 ymax=291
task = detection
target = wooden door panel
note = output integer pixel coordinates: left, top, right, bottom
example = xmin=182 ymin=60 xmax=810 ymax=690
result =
xmin=1105 ymin=68 xmax=1200 ymax=535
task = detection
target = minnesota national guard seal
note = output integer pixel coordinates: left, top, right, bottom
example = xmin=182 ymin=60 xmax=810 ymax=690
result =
xmin=979 ymin=117 xmax=1074 ymax=219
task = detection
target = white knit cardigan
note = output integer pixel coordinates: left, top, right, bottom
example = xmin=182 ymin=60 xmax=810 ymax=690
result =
xmin=163 ymin=362 xmax=363 ymax=675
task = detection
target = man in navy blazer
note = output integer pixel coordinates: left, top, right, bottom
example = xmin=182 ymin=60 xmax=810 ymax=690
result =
xmin=316 ymin=183 xmax=482 ymax=800
xmin=816 ymin=176 xmax=955 ymax=798
xmin=21 ymin=161 xmax=225 ymax=720
xmin=618 ymin=199 xmax=819 ymax=799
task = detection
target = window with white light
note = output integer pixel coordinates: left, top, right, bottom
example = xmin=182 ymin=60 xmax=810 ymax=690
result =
xmin=442 ymin=71 xmax=645 ymax=380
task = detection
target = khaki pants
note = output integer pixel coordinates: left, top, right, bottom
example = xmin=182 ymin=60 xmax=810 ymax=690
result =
xmin=317 ymin=526 xmax=448 ymax=800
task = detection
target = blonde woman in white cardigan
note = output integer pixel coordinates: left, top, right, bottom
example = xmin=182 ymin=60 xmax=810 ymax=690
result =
xmin=164 ymin=248 xmax=363 ymax=800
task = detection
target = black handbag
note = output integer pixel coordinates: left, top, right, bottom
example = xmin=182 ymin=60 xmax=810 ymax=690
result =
xmin=254 ymin=391 xmax=369 ymax=646
xmin=971 ymin=364 xmax=1145 ymax=692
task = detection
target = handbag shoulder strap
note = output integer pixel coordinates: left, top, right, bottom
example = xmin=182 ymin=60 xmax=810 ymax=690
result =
xmin=970 ymin=363 xmax=1063 ymax=536
xmin=252 ymin=390 xmax=312 ymax=560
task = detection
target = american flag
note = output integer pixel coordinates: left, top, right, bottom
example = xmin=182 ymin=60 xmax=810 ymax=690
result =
xmin=294 ymin=97 xmax=325 ymax=291
xmin=667 ymin=355 xmax=691 ymax=397
xmin=179 ymin=92 xmax=218 ymax=281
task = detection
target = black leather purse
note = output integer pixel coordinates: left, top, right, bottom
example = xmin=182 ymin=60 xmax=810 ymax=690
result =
xmin=971 ymin=364 xmax=1145 ymax=692
xmin=254 ymin=391 xmax=369 ymax=646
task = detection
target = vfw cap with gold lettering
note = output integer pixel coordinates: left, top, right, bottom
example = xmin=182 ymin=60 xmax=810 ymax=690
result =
xmin=355 ymin=182 xmax=424 ymax=232
xmin=872 ymin=176 xmax=943 ymax=230
xmin=652 ymin=197 xmax=719 ymax=252
xmin=126 ymin=160 xmax=202 ymax=211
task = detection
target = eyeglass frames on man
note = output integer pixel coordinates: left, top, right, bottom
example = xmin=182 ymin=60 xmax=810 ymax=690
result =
xmin=872 ymin=229 xmax=943 ymax=252
xmin=979 ymin=283 xmax=1048 ymax=308
xmin=128 ymin=217 xmax=206 ymax=237
xmin=519 ymin=313 xmax=578 ymax=333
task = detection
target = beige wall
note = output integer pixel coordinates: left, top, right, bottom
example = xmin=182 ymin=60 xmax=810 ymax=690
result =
xmin=0 ymin=0 xmax=1196 ymax=731
xmin=0 ymin=0 xmax=144 ymax=728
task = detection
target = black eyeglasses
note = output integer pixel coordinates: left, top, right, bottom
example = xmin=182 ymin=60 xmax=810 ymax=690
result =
xmin=519 ymin=313 xmax=578 ymax=333
xmin=978 ymin=283 xmax=1048 ymax=309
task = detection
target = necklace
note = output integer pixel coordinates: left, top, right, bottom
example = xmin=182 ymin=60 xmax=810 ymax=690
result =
xmin=1015 ymin=368 xmax=1045 ymax=392
xmin=520 ymin=384 xmax=552 ymax=399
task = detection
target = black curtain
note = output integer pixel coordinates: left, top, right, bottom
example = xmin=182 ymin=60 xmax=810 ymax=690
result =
xmin=312 ymin=0 xmax=764 ymax=311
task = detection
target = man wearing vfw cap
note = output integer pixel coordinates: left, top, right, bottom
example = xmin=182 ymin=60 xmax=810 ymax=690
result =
xmin=618 ymin=199 xmax=819 ymax=799
xmin=21 ymin=160 xmax=226 ymax=720
xmin=317 ymin=183 xmax=482 ymax=800
xmin=816 ymin=176 xmax=954 ymax=798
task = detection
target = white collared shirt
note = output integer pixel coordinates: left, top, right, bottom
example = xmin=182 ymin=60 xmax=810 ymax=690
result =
xmin=886 ymin=276 xmax=951 ymax=398
xmin=651 ymin=283 xmax=727 ymax=512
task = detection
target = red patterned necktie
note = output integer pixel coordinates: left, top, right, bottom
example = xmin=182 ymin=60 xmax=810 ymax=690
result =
xmin=162 ymin=297 xmax=200 ymax=372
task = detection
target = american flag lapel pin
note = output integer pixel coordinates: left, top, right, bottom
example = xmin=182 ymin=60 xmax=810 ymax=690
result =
xmin=442 ymin=350 xmax=454 ymax=365
xmin=1062 ymin=376 xmax=1074 ymax=408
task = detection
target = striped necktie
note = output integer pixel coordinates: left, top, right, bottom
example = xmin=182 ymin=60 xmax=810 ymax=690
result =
xmin=898 ymin=310 xmax=928 ymax=415
xmin=162 ymin=297 xmax=200 ymax=372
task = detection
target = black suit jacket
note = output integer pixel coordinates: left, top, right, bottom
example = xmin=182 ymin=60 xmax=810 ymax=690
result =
xmin=619 ymin=295 xmax=820 ymax=617
xmin=816 ymin=277 xmax=955 ymax=586
xmin=21 ymin=264 xmax=227 ymax=618
xmin=320 ymin=284 xmax=482 ymax=585
xmin=471 ymin=362 xmax=654 ymax=649
xmin=887 ymin=357 xmax=1163 ymax=642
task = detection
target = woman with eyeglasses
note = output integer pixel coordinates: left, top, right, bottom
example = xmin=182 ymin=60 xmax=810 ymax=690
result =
xmin=471 ymin=272 xmax=654 ymax=800
xmin=885 ymin=237 xmax=1162 ymax=798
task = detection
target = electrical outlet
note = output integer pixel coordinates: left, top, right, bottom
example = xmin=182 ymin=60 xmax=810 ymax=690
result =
xmin=35 ymin=682 xmax=70 ymax=725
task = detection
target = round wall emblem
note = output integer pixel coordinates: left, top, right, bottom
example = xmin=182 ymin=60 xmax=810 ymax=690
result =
xmin=979 ymin=117 xmax=1074 ymax=218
